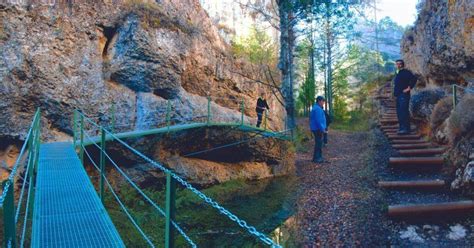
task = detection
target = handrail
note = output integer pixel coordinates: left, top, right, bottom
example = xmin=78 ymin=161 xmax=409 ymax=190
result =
xmin=452 ymin=84 xmax=474 ymax=107
xmin=73 ymin=110 xmax=282 ymax=248
xmin=1 ymin=108 xmax=41 ymax=247
xmin=74 ymin=96 xmax=275 ymax=134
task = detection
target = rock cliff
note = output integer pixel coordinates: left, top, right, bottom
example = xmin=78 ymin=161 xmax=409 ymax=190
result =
xmin=401 ymin=0 xmax=474 ymax=193
xmin=401 ymin=0 xmax=473 ymax=86
xmin=0 ymin=0 xmax=290 ymax=182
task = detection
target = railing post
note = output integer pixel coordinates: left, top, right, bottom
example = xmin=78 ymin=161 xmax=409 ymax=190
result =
xmin=3 ymin=181 xmax=16 ymax=248
xmin=80 ymin=114 xmax=84 ymax=165
xmin=207 ymin=96 xmax=211 ymax=125
xmin=264 ymin=110 xmax=267 ymax=131
xmin=100 ymin=128 xmax=106 ymax=202
xmin=240 ymin=99 xmax=244 ymax=125
xmin=165 ymin=171 xmax=176 ymax=248
xmin=110 ymin=102 xmax=116 ymax=133
xmin=73 ymin=110 xmax=77 ymax=148
xmin=35 ymin=109 xmax=41 ymax=173
xmin=452 ymin=84 xmax=457 ymax=108
xmin=166 ymin=100 xmax=171 ymax=131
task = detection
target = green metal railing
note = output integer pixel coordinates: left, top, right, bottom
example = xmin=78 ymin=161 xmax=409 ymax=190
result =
xmin=452 ymin=84 xmax=474 ymax=107
xmin=1 ymin=109 xmax=41 ymax=248
xmin=73 ymin=110 xmax=282 ymax=248
xmin=78 ymin=96 xmax=274 ymax=135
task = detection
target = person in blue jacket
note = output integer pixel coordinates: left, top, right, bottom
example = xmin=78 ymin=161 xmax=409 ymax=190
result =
xmin=310 ymin=96 xmax=327 ymax=163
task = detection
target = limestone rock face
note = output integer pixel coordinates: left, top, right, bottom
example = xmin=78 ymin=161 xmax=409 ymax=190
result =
xmin=409 ymin=87 xmax=445 ymax=135
xmin=101 ymin=127 xmax=294 ymax=185
xmin=0 ymin=1 xmax=290 ymax=183
xmin=401 ymin=0 xmax=474 ymax=193
xmin=0 ymin=1 xmax=285 ymax=142
xmin=401 ymin=0 xmax=474 ymax=86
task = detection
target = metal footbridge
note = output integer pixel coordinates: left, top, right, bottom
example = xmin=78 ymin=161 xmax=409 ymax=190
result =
xmin=1 ymin=100 xmax=289 ymax=247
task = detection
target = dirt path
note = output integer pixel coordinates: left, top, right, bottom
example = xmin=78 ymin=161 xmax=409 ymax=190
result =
xmin=294 ymin=119 xmax=387 ymax=246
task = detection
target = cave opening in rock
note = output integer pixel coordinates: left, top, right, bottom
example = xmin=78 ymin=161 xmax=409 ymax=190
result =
xmin=102 ymin=26 xmax=118 ymax=59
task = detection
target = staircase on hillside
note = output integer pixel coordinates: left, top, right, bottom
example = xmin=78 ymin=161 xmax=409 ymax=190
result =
xmin=376 ymin=83 xmax=474 ymax=219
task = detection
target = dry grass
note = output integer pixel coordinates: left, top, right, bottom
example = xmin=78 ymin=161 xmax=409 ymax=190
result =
xmin=448 ymin=94 xmax=474 ymax=144
xmin=431 ymin=96 xmax=453 ymax=128
xmin=122 ymin=0 xmax=196 ymax=34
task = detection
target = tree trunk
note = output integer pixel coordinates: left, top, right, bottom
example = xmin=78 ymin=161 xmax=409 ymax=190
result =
xmin=278 ymin=2 xmax=296 ymax=131
xmin=325 ymin=4 xmax=333 ymax=118
xmin=323 ymin=41 xmax=328 ymax=111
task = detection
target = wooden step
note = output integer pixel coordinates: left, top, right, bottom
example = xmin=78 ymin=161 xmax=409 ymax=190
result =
xmin=381 ymin=120 xmax=398 ymax=124
xmin=388 ymin=201 xmax=474 ymax=218
xmin=398 ymin=148 xmax=446 ymax=156
xmin=391 ymin=139 xmax=428 ymax=144
xmin=386 ymin=133 xmax=421 ymax=138
xmin=392 ymin=143 xmax=432 ymax=149
xmin=389 ymin=157 xmax=444 ymax=166
xmin=379 ymin=179 xmax=445 ymax=189
xmin=387 ymin=134 xmax=422 ymax=140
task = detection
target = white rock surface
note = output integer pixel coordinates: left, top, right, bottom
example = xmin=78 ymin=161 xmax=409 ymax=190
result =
xmin=400 ymin=226 xmax=424 ymax=243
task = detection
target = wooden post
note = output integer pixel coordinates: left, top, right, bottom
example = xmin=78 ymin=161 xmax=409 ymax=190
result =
xmin=165 ymin=171 xmax=176 ymax=248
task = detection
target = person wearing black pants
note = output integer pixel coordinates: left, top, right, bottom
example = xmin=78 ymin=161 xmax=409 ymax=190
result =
xmin=310 ymin=96 xmax=327 ymax=163
xmin=323 ymin=109 xmax=331 ymax=144
xmin=393 ymin=59 xmax=417 ymax=134
xmin=255 ymin=93 xmax=269 ymax=128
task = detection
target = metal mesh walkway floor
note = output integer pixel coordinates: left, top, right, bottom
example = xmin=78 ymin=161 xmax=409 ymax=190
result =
xmin=32 ymin=142 xmax=124 ymax=248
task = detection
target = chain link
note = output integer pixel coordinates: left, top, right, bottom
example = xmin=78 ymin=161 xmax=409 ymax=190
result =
xmin=102 ymin=126 xmax=282 ymax=247
xmin=79 ymin=111 xmax=286 ymax=247
xmin=0 ymin=111 xmax=39 ymax=206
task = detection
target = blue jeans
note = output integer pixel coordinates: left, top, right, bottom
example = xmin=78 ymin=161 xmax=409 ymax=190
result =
xmin=312 ymin=131 xmax=323 ymax=161
xmin=396 ymin=94 xmax=411 ymax=132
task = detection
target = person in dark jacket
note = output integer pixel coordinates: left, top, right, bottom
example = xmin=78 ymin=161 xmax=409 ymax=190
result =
xmin=256 ymin=93 xmax=270 ymax=128
xmin=310 ymin=96 xmax=327 ymax=163
xmin=323 ymin=109 xmax=331 ymax=144
xmin=394 ymin=59 xmax=417 ymax=134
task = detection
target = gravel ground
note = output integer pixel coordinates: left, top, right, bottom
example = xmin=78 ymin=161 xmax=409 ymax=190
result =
xmin=294 ymin=120 xmax=388 ymax=246
xmin=294 ymin=119 xmax=474 ymax=247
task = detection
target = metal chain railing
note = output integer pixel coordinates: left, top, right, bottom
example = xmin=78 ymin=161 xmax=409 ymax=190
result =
xmin=77 ymin=113 xmax=197 ymax=248
xmin=74 ymin=110 xmax=283 ymax=248
xmin=1 ymin=108 xmax=41 ymax=248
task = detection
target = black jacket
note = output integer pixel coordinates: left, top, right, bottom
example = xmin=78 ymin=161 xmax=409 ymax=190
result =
xmin=394 ymin=69 xmax=417 ymax=97
xmin=256 ymin=98 xmax=269 ymax=113
xmin=324 ymin=110 xmax=331 ymax=127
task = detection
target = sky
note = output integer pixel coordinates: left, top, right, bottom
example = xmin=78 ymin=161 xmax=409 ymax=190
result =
xmin=376 ymin=0 xmax=419 ymax=27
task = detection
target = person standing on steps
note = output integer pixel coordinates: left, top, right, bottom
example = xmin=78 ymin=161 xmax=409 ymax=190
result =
xmin=256 ymin=93 xmax=270 ymax=128
xmin=310 ymin=96 xmax=327 ymax=163
xmin=394 ymin=59 xmax=417 ymax=135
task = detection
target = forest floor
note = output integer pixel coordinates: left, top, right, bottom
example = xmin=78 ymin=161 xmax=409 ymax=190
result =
xmin=293 ymin=117 xmax=474 ymax=247
xmin=294 ymin=117 xmax=388 ymax=246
